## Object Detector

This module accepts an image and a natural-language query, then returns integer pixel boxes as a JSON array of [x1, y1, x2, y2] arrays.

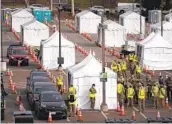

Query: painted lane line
[[67, 117, 70, 122], [133, 107, 147, 119], [164, 71, 172, 76], [101, 111, 108, 119]]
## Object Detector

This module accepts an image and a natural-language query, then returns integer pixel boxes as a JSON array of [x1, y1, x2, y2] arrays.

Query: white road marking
[[133, 107, 147, 119], [101, 111, 108, 119], [67, 117, 70, 122], [164, 71, 172, 76]]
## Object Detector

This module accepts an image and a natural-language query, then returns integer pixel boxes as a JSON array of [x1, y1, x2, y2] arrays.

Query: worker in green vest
[[151, 82, 159, 109], [127, 84, 135, 108], [68, 92, 77, 117], [56, 73, 63, 94], [89, 84, 97, 110], [159, 84, 166, 108], [121, 60, 127, 79], [117, 82, 125, 108], [138, 83, 146, 112], [135, 62, 142, 80], [111, 60, 118, 72]]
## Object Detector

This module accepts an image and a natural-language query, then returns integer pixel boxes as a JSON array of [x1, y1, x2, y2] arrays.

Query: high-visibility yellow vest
[[56, 75, 63, 85], [69, 86, 76, 94], [121, 62, 127, 71], [159, 88, 165, 98], [117, 83, 123, 94], [127, 87, 134, 98], [136, 65, 142, 73], [89, 88, 96, 98], [129, 54, 134, 61], [138, 88, 145, 99], [152, 86, 159, 97], [111, 61, 118, 71], [133, 55, 137, 62], [117, 64, 122, 71], [68, 94, 76, 105]]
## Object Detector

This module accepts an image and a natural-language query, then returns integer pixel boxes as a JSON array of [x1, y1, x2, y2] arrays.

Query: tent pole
[[1, 12, 3, 62], [140, 0, 142, 35], [161, 0, 163, 36]]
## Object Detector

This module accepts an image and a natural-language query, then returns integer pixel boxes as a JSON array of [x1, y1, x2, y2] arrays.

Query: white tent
[[40, 31, 75, 70], [136, 32, 172, 70], [119, 11, 145, 34], [21, 19, 49, 46], [11, 9, 34, 32], [150, 21, 172, 44], [75, 10, 101, 34], [67, 53, 117, 110], [97, 20, 126, 47], [165, 13, 172, 22]]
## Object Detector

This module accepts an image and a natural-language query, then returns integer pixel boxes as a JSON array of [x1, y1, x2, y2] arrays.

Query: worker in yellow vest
[[159, 84, 166, 108], [69, 84, 77, 94], [121, 60, 127, 79], [117, 82, 125, 108], [5, 13, 9, 24], [117, 62, 122, 76], [111, 60, 118, 72], [135, 62, 142, 80], [127, 84, 135, 108], [151, 82, 159, 109], [129, 53, 134, 61], [56, 73, 64, 94], [68, 92, 77, 117], [133, 53, 137, 63], [138, 83, 146, 112], [89, 84, 97, 110]]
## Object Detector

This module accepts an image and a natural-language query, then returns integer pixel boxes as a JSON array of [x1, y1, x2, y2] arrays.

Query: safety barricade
[[147, 117, 172, 123], [105, 118, 135, 123]]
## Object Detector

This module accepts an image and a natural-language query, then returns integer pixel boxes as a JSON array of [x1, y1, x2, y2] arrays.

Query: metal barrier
[[147, 117, 172, 123], [13, 111, 34, 123], [105, 118, 135, 123]]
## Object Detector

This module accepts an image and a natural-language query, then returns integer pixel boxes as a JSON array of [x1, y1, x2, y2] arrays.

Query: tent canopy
[[76, 10, 101, 19], [120, 11, 145, 19], [11, 9, 34, 18], [42, 31, 74, 47], [103, 20, 126, 31], [150, 21, 172, 30], [22, 19, 49, 30], [139, 33, 172, 48]]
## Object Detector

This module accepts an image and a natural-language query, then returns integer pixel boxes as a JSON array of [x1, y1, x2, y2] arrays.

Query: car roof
[[34, 82, 55, 86], [41, 91, 60, 95], [32, 77, 50, 81]]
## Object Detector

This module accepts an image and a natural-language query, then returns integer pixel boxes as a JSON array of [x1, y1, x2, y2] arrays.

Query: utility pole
[[50, 0, 53, 11], [161, 0, 163, 36], [71, 0, 75, 17], [1, 7, 3, 62], [140, 0, 142, 35]]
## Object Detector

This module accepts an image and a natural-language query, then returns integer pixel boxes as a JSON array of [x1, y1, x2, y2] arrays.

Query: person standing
[[151, 82, 159, 109], [165, 76, 172, 100], [138, 83, 146, 112], [117, 82, 125, 108], [111, 60, 118, 72], [159, 84, 166, 108], [68, 92, 77, 117], [89, 84, 97, 110], [56, 73, 63, 94], [135, 62, 142, 80], [127, 84, 135, 108], [121, 60, 127, 79]]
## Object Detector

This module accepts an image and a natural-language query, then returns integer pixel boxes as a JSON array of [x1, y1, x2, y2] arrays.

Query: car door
[[28, 83, 34, 104]]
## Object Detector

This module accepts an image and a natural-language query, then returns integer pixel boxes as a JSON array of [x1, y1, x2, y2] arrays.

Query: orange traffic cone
[[151, 69, 155, 76], [76, 104, 80, 115], [132, 111, 136, 120], [16, 92, 21, 105], [120, 105, 125, 116], [116, 102, 121, 112], [19, 103, 25, 111], [147, 66, 150, 73], [165, 98, 169, 108], [157, 111, 160, 119], [12, 83, 17, 94], [17, 61, 21, 67], [9, 76, 13, 88], [77, 110, 83, 122], [48, 112, 53, 122], [6, 69, 11, 76], [143, 65, 148, 73]]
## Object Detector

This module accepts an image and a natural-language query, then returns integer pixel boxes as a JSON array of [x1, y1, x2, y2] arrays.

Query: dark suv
[[6, 44, 22, 58], [62, 4, 81, 12], [28, 82, 57, 110], [8, 46, 29, 66], [35, 91, 67, 119]]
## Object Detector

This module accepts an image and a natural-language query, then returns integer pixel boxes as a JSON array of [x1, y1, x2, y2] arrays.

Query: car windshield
[[12, 49, 28, 55], [34, 86, 56, 94], [41, 93, 62, 102], [31, 73, 47, 77]]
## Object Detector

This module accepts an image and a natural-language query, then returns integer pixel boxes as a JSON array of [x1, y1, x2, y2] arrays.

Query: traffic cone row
[[74, 43, 89, 56], [16, 92, 21, 106], [81, 32, 93, 42], [6, 68, 12, 76]]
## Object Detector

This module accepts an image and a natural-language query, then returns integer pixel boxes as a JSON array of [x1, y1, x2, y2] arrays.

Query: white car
[[27, 4, 49, 10], [89, 6, 110, 14]]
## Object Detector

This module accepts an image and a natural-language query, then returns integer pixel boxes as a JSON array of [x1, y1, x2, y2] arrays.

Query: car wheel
[[37, 109, 42, 120], [120, 10, 125, 14], [62, 116, 67, 119]]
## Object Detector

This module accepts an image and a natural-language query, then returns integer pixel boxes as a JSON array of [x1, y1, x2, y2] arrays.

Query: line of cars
[[26, 69, 67, 119]]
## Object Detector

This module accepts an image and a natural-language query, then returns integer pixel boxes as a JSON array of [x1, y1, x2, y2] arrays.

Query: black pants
[[167, 86, 172, 100]]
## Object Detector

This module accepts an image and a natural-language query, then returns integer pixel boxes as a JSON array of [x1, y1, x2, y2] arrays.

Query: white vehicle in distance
[[89, 6, 110, 14], [27, 4, 49, 10], [115, 3, 145, 14]]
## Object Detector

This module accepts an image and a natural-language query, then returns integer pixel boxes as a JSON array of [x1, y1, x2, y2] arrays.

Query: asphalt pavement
[[1, 16, 172, 123]]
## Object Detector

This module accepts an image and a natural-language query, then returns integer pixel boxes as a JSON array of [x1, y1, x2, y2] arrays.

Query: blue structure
[[32, 9, 52, 22]]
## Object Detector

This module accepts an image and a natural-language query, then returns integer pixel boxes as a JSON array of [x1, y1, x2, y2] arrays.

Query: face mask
[[92, 86, 95, 88]]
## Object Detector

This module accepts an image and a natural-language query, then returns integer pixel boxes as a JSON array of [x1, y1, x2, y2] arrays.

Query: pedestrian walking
[[89, 84, 97, 110], [138, 83, 146, 112]]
